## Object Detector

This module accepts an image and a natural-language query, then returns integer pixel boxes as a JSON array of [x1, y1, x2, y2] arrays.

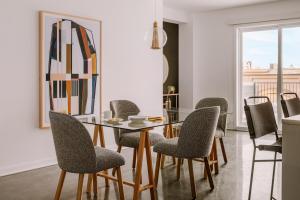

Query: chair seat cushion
[[215, 128, 225, 138], [119, 131, 165, 148], [95, 146, 125, 171], [258, 137, 282, 153], [153, 137, 178, 156]]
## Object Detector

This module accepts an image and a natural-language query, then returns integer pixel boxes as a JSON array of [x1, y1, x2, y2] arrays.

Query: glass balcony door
[[237, 23, 300, 128], [237, 28, 279, 127], [282, 26, 300, 99]]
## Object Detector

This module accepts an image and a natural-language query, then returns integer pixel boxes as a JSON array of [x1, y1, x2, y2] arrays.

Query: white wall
[[193, 0, 300, 128], [0, 0, 163, 176], [163, 7, 190, 24]]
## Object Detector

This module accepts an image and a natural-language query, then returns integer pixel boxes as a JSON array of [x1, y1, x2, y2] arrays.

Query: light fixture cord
[[154, 0, 157, 21]]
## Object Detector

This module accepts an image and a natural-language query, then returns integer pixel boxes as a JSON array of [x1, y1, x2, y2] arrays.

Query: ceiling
[[164, 0, 283, 12]]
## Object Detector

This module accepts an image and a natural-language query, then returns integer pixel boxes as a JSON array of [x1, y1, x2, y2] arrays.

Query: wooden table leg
[[161, 126, 168, 169], [145, 132, 155, 200], [98, 126, 109, 187], [168, 124, 176, 165], [87, 125, 99, 194], [161, 124, 176, 168], [133, 131, 146, 200], [177, 158, 181, 181]]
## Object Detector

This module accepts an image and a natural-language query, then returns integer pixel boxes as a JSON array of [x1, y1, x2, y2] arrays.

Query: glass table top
[[80, 109, 191, 131], [79, 108, 230, 131]]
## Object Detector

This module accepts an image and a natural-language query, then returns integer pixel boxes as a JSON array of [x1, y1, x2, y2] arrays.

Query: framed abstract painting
[[39, 11, 102, 128]]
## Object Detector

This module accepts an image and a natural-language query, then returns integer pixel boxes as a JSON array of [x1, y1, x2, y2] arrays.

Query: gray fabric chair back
[[244, 97, 278, 139], [195, 98, 228, 132], [49, 111, 96, 173], [110, 100, 140, 144], [176, 106, 220, 158], [280, 93, 300, 118]]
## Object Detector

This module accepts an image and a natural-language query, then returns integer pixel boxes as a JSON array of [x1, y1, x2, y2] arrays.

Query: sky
[[243, 27, 300, 69]]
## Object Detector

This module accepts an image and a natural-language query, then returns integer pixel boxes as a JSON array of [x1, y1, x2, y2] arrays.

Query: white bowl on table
[[128, 115, 148, 124]]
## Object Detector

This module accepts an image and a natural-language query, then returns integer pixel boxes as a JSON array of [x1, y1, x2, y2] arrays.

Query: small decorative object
[[39, 11, 102, 128], [163, 55, 169, 83], [165, 98, 172, 109], [167, 85, 176, 94], [128, 116, 148, 124], [103, 110, 112, 120], [106, 118, 123, 125], [148, 116, 164, 122]]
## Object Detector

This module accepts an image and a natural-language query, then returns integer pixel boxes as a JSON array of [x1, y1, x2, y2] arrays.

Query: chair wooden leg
[[163, 125, 168, 137], [76, 174, 84, 200], [209, 148, 214, 172], [219, 138, 228, 163], [112, 145, 122, 176], [116, 167, 125, 200], [213, 138, 219, 174], [203, 165, 208, 179], [204, 157, 214, 190], [86, 174, 92, 194], [172, 157, 176, 165], [54, 170, 66, 200], [177, 158, 181, 181], [154, 153, 162, 187], [92, 173, 98, 197], [188, 159, 196, 199], [132, 148, 137, 169]]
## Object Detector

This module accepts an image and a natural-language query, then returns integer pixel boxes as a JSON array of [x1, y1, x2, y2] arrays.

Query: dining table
[[79, 108, 228, 200], [79, 109, 190, 200]]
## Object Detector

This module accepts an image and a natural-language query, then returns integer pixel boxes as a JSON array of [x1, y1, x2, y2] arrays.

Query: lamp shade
[[145, 21, 167, 50]]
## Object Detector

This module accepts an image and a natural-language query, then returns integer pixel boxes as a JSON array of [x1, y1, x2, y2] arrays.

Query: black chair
[[280, 92, 300, 118], [244, 96, 282, 200]]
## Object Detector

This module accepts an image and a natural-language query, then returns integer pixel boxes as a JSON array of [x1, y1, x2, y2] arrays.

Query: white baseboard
[[0, 145, 127, 177], [0, 157, 58, 177]]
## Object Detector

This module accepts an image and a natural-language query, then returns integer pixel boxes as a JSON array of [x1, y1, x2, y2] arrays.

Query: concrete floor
[[0, 131, 281, 200]]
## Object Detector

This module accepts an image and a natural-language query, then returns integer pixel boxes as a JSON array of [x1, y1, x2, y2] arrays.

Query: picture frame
[[39, 11, 102, 128]]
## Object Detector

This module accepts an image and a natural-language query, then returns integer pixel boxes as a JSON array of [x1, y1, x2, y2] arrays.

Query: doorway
[[163, 21, 179, 109]]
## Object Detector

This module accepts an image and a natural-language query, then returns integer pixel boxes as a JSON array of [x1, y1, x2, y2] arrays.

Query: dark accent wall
[[163, 22, 179, 94]]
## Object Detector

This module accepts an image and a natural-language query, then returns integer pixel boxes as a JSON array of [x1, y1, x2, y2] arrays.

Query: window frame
[[235, 20, 300, 129]]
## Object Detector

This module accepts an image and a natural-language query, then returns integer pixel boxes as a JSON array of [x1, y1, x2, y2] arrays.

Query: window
[[236, 22, 300, 128]]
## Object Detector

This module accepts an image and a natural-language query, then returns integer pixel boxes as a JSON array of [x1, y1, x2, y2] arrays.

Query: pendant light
[[150, 0, 167, 49], [151, 21, 160, 49]]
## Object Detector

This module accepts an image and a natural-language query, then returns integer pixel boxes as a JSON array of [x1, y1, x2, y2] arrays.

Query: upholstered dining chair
[[153, 106, 220, 199], [280, 92, 300, 118], [110, 100, 165, 173], [49, 111, 125, 200], [195, 98, 228, 165], [244, 96, 282, 200]]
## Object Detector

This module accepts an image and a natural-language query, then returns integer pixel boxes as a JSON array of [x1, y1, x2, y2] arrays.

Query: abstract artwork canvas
[[39, 11, 102, 128]]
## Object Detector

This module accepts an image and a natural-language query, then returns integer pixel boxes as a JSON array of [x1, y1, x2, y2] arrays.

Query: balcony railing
[[253, 82, 300, 103]]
